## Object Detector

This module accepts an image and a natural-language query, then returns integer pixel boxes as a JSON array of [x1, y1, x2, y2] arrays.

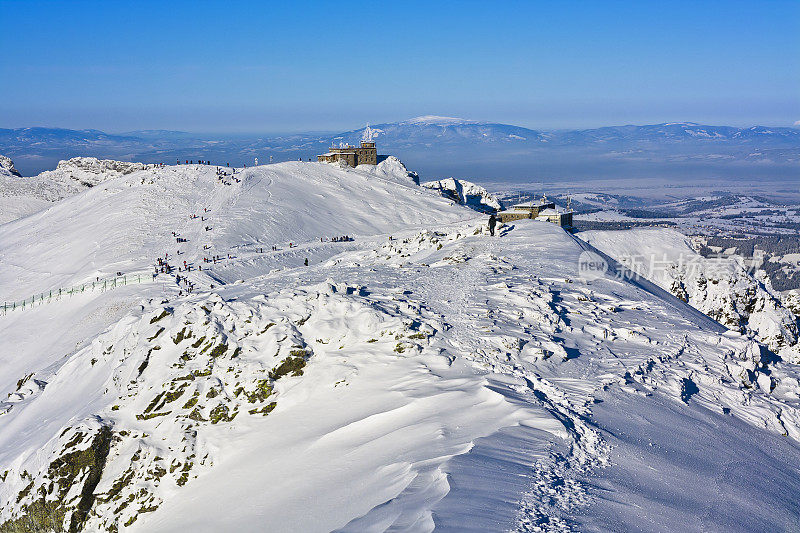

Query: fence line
[[2, 271, 152, 316]]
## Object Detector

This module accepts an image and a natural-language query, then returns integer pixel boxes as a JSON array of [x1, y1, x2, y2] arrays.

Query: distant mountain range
[[338, 116, 800, 146], [2, 117, 799, 181]]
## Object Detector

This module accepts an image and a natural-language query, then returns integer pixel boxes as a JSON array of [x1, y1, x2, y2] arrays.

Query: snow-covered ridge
[[7, 218, 800, 531], [5, 160, 800, 530], [581, 227, 800, 361], [356, 155, 420, 185], [0, 156, 158, 224], [422, 177, 501, 212], [0, 157, 154, 207], [0, 158, 472, 302], [40, 157, 152, 187], [400, 115, 478, 126]]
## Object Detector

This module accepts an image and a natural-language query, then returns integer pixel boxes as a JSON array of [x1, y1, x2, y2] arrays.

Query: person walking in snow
[[488, 213, 497, 236]]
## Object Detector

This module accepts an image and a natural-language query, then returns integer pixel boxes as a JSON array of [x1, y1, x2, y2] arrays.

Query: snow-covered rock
[[37, 157, 151, 189], [4, 162, 800, 531], [356, 155, 420, 186], [0, 155, 47, 224], [0, 155, 21, 177], [422, 177, 501, 212], [1, 285, 447, 531], [782, 289, 800, 319], [0, 157, 156, 224], [580, 227, 800, 360]]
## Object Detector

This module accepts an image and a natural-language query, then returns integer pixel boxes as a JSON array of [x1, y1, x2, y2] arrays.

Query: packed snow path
[[140, 221, 800, 532], [2, 161, 800, 532]]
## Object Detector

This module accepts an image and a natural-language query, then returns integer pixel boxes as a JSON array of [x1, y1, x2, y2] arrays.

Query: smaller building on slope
[[536, 206, 573, 227], [497, 194, 573, 228], [498, 195, 555, 223]]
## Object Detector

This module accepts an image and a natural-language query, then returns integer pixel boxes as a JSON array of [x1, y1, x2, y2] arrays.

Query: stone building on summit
[[317, 125, 378, 167], [317, 141, 377, 167]]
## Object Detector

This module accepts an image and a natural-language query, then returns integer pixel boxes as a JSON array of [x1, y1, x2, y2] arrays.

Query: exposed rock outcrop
[[581, 228, 800, 362], [357, 156, 420, 186], [0, 158, 154, 224], [37, 157, 151, 189], [0, 155, 21, 177], [422, 178, 501, 213]]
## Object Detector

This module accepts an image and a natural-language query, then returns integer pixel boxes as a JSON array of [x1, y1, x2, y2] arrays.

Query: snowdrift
[[4, 160, 800, 532], [581, 227, 800, 360], [0, 159, 473, 302], [0, 156, 158, 225]]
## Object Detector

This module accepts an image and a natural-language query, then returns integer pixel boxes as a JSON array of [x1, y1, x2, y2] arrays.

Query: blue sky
[[1, 0, 798, 133]]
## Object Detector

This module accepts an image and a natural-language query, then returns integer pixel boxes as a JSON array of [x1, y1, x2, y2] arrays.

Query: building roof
[[512, 201, 555, 210], [537, 207, 571, 216]]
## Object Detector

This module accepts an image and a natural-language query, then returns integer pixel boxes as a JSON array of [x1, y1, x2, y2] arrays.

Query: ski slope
[[2, 160, 800, 532]]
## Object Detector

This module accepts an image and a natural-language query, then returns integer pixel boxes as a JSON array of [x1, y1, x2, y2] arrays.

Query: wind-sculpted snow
[[3, 162, 800, 531], [0, 157, 160, 225], [0, 283, 454, 530], [0, 158, 472, 301], [581, 227, 800, 362], [0, 155, 51, 224]]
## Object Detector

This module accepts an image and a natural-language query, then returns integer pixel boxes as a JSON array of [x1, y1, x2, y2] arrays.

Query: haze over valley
[[3, 117, 799, 181]]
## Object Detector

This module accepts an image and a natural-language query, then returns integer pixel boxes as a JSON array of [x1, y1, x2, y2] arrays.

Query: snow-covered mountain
[[3, 119, 799, 179], [336, 118, 800, 148], [0, 156, 158, 224], [581, 228, 800, 361], [34, 157, 153, 193], [555, 122, 800, 145], [331, 116, 544, 148], [3, 160, 800, 531], [400, 116, 480, 126]]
